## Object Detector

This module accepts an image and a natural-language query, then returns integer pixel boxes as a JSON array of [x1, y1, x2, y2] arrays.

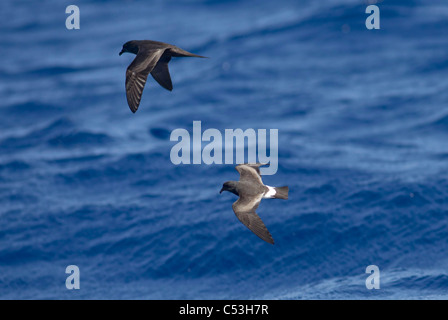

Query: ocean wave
[[1, 0, 448, 299]]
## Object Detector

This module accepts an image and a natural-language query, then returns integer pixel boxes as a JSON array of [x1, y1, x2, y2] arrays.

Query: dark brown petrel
[[119, 40, 206, 113], [220, 163, 289, 244]]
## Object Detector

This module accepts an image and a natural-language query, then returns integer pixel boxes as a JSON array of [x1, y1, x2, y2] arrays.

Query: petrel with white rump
[[220, 163, 289, 244]]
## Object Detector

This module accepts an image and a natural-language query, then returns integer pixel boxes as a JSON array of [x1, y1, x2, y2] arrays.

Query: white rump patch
[[263, 186, 276, 199]]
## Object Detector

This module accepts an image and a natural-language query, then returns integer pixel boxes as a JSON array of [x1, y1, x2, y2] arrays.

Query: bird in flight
[[119, 40, 206, 113], [220, 163, 289, 244]]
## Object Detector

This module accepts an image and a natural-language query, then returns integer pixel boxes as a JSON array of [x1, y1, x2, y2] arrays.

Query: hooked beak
[[219, 187, 224, 194], [119, 49, 124, 56]]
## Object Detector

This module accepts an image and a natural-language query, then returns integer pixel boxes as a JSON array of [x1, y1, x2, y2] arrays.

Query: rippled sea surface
[[1, 0, 448, 299]]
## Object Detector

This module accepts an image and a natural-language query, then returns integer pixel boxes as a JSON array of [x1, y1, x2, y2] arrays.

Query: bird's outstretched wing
[[235, 163, 267, 185], [232, 193, 274, 244], [150, 52, 173, 91], [125, 48, 166, 113]]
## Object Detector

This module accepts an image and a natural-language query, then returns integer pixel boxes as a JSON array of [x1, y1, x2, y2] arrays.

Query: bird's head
[[119, 40, 140, 56], [220, 181, 239, 196]]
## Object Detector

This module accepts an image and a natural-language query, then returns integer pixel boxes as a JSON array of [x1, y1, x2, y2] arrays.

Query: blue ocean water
[[1, 0, 448, 299]]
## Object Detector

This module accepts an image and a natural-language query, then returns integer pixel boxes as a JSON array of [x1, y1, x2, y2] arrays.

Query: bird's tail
[[171, 48, 208, 58], [273, 186, 289, 200]]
